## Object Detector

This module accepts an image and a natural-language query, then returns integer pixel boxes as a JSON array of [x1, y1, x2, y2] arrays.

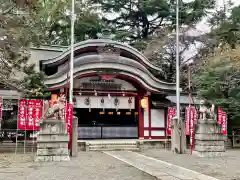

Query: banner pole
[[0, 96, 3, 130], [15, 129, 18, 154], [24, 129, 26, 154], [69, 0, 75, 105], [32, 121, 34, 155], [16, 99, 20, 155], [24, 101, 27, 154]]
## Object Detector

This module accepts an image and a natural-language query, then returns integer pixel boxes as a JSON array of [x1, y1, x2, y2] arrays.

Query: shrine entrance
[[76, 108, 138, 139], [40, 36, 177, 140]]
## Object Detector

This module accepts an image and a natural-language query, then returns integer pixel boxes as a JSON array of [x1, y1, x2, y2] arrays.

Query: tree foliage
[[143, 26, 212, 87], [209, 4, 240, 49], [193, 47, 240, 125], [89, 0, 215, 45], [34, 0, 103, 45], [0, 0, 48, 98]]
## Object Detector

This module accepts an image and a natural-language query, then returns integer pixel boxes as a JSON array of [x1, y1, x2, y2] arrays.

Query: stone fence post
[[71, 117, 78, 157], [171, 117, 186, 154]]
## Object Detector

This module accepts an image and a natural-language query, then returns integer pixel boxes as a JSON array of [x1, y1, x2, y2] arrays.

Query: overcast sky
[[183, 0, 240, 62], [196, 0, 240, 33]]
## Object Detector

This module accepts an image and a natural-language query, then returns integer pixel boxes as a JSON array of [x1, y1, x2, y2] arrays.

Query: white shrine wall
[[74, 96, 135, 109], [142, 97, 166, 139]]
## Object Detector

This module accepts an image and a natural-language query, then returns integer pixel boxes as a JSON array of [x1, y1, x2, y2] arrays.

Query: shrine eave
[[44, 66, 179, 94]]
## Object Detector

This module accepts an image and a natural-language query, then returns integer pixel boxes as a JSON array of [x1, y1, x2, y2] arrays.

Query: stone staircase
[[85, 140, 140, 151]]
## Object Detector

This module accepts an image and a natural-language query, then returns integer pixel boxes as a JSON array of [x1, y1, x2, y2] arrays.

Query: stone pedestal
[[193, 119, 226, 157], [35, 119, 70, 162]]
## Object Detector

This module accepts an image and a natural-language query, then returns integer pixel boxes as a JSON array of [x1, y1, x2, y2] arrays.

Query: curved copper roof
[[40, 39, 177, 93]]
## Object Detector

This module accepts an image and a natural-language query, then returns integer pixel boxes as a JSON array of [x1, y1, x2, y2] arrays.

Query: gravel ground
[[0, 152, 158, 180], [141, 149, 240, 180]]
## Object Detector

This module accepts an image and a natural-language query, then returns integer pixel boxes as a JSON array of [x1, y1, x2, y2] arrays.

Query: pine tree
[[209, 4, 240, 49], [34, 0, 103, 45], [89, 0, 216, 46], [0, 0, 48, 98]]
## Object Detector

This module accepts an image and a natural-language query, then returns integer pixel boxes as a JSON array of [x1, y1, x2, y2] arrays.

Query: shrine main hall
[[30, 34, 177, 140]]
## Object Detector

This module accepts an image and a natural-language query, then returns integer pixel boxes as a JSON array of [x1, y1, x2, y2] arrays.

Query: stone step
[[89, 146, 138, 150], [89, 147, 140, 151], [87, 141, 139, 151], [87, 142, 137, 146], [89, 144, 137, 147]]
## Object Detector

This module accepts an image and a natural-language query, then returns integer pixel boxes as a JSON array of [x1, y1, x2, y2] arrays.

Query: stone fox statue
[[45, 93, 66, 120], [199, 100, 216, 120]]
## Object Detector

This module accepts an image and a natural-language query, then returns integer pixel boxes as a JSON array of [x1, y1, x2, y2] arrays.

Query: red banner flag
[[189, 108, 195, 147], [185, 107, 190, 135], [0, 97, 3, 121], [18, 99, 27, 130], [218, 108, 222, 125], [185, 107, 198, 136], [61, 101, 67, 120], [27, 99, 36, 129], [66, 103, 73, 149], [167, 107, 176, 135], [221, 111, 227, 135], [193, 108, 198, 124], [34, 100, 43, 131], [18, 99, 43, 131]]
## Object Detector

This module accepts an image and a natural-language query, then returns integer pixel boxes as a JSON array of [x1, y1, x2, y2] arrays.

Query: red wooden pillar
[[138, 95, 144, 139], [148, 96, 151, 138]]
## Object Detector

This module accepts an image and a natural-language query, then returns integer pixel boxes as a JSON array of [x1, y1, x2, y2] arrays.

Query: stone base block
[[195, 123, 221, 134], [198, 119, 216, 124], [195, 144, 225, 152], [192, 150, 225, 157], [195, 140, 225, 146], [195, 134, 226, 141], [36, 147, 69, 156], [35, 155, 70, 162], [37, 142, 68, 149], [37, 134, 69, 142]]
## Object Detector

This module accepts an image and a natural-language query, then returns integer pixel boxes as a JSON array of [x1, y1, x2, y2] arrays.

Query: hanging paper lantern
[[100, 97, 105, 111], [128, 97, 132, 111], [114, 98, 119, 106], [114, 97, 120, 112], [128, 97, 132, 104], [84, 97, 90, 106], [140, 98, 148, 109], [84, 97, 91, 112]]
